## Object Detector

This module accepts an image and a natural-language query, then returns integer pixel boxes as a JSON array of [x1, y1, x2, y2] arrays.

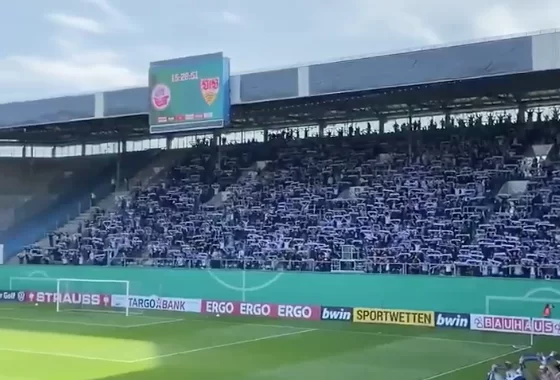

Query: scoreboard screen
[[148, 52, 230, 133]]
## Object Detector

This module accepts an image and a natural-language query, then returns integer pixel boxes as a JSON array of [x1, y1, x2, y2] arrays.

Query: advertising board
[[111, 295, 201, 313], [320, 306, 353, 321], [202, 301, 320, 321], [353, 308, 435, 327], [25, 291, 111, 307], [435, 312, 470, 329], [470, 314, 560, 336], [4, 266, 560, 317], [0, 290, 25, 303]]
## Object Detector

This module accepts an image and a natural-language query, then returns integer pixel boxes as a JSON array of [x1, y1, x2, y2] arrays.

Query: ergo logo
[[278, 305, 315, 319], [203, 301, 319, 320], [206, 301, 235, 314]]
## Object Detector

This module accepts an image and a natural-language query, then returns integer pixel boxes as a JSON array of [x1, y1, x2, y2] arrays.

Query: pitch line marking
[[125, 318, 184, 328], [0, 347, 132, 363], [420, 347, 529, 380], [130, 328, 317, 362], [178, 317, 513, 348]]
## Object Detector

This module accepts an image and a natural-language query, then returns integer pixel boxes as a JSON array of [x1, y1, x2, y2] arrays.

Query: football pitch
[[0, 304, 554, 380]]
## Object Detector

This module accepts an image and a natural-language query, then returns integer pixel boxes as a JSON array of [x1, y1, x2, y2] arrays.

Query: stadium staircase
[[5, 149, 180, 263]]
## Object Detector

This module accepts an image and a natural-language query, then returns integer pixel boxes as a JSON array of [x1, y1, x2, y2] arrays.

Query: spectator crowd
[[19, 111, 560, 279]]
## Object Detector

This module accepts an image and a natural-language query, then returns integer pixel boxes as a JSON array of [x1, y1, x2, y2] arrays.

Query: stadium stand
[[4, 30, 560, 281], [4, 150, 176, 260], [15, 112, 560, 280], [0, 156, 120, 229]]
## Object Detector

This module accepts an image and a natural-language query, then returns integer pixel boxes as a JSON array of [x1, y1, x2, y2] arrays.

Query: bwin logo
[[321, 307, 352, 321], [436, 313, 469, 328]]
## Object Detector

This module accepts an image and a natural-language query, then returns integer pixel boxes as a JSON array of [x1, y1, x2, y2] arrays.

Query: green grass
[[0, 304, 554, 380]]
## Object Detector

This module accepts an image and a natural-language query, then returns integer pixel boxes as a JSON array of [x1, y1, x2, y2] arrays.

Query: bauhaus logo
[[435, 312, 470, 329], [321, 306, 353, 321]]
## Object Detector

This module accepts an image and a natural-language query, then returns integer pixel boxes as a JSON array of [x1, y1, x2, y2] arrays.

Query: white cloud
[[472, 4, 525, 38], [472, 2, 560, 39], [45, 13, 105, 34], [202, 10, 244, 26], [220, 11, 244, 25], [51, 37, 77, 51], [0, 38, 144, 101], [9, 55, 144, 91], [0, 0, 145, 102], [133, 45, 182, 64], [83, 0, 139, 32], [355, 0, 441, 44], [3, 0, 560, 103]]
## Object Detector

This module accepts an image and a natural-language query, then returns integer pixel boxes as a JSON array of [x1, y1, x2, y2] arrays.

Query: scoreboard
[[148, 52, 230, 133]]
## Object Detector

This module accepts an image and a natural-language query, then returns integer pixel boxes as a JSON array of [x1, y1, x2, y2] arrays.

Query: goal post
[[485, 295, 560, 317], [56, 278, 130, 316]]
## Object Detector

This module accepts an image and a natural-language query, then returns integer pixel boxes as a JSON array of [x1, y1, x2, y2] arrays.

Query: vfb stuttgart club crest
[[200, 78, 220, 106], [151, 84, 171, 111]]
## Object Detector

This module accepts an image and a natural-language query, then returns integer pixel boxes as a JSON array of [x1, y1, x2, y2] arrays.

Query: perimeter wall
[[2, 266, 559, 317]]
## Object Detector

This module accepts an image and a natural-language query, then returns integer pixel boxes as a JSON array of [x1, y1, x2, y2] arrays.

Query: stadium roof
[[2, 29, 560, 144]]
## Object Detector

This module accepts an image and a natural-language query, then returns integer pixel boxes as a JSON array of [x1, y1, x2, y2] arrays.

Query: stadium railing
[[107, 258, 559, 278]]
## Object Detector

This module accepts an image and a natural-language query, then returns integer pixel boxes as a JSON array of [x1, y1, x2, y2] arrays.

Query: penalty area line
[[125, 318, 184, 328], [0, 315, 130, 328], [420, 347, 529, 380], [0, 347, 131, 363], [129, 328, 318, 363]]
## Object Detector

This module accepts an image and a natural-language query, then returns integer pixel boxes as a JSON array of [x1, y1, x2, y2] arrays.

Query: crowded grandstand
[[0, 28, 560, 380], [14, 111, 560, 280]]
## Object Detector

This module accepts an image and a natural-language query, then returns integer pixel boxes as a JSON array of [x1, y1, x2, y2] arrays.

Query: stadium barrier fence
[[8, 286, 560, 340]]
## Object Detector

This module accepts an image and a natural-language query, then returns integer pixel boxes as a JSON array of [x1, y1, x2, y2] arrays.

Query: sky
[[0, 0, 559, 103]]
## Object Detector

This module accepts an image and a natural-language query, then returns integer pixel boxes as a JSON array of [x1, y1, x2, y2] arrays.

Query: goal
[[485, 295, 560, 317], [56, 278, 130, 316]]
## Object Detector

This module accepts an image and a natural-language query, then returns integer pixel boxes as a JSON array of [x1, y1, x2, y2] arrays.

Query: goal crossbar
[[9, 276, 56, 290], [56, 278, 130, 284]]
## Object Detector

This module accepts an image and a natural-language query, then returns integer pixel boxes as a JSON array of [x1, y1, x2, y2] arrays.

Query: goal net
[[485, 295, 559, 318], [483, 294, 560, 348], [56, 278, 130, 316]]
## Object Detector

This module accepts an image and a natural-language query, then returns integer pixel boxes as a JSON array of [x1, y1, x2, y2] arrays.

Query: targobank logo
[[321, 306, 353, 321], [435, 312, 470, 329]]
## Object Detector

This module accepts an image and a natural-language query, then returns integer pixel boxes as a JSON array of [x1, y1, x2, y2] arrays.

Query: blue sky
[[0, 0, 558, 103]]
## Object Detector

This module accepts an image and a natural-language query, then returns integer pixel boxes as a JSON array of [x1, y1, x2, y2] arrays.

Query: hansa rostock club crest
[[200, 77, 220, 106], [151, 84, 171, 111]]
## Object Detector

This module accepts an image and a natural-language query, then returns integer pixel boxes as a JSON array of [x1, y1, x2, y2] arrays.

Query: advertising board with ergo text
[[353, 308, 435, 327], [202, 300, 321, 320]]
